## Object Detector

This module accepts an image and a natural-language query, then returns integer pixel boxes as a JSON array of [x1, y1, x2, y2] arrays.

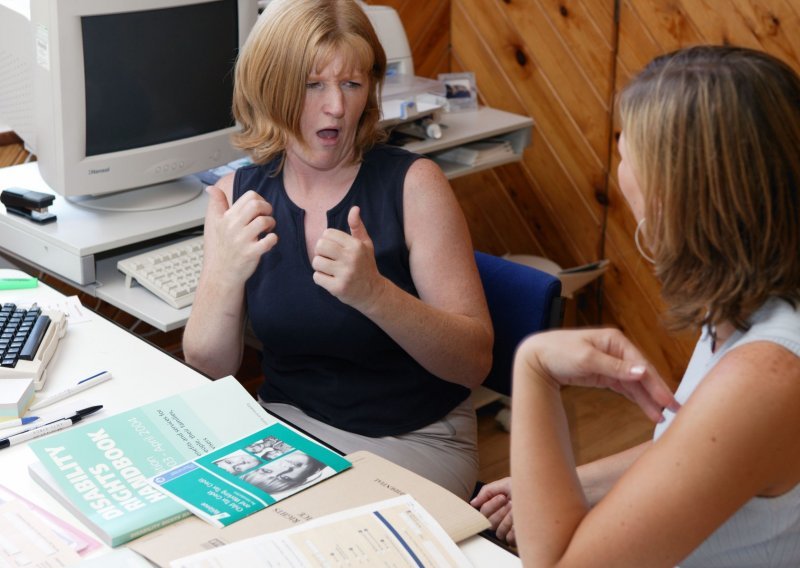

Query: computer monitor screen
[[0, 0, 258, 211], [82, 3, 237, 157]]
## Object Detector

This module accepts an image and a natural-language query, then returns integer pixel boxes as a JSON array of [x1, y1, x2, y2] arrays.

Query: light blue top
[[654, 298, 800, 567]]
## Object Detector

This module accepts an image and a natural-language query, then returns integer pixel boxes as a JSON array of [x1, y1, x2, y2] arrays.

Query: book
[[27, 376, 343, 547], [435, 139, 515, 167], [128, 451, 491, 567], [149, 422, 351, 527], [172, 495, 472, 568]]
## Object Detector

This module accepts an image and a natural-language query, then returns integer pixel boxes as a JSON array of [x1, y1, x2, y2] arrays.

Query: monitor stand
[[67, 176, 204, 213]]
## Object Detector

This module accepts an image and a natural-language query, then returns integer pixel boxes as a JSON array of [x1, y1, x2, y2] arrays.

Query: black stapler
[[0, 187, 57, 224]]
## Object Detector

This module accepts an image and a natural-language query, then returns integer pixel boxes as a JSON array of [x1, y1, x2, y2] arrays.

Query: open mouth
[[317, 128, 340, 140]]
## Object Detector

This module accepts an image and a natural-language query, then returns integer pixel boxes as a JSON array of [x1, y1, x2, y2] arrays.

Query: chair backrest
[[475, 251, 563, 396]]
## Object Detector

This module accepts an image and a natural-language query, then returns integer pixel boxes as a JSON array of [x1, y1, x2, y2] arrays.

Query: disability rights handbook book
[[27, 376, 348, 546]]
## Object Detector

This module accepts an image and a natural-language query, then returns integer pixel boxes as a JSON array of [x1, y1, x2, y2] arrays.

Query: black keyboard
[[1, 303, 49, 366], [0, 303, 67, 390]]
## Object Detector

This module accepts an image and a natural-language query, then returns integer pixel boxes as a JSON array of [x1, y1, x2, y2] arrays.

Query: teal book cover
[[150, 423, 351, 527], [27, 376, 279, 546]]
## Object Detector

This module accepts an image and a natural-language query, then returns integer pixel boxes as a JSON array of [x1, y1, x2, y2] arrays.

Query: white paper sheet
[[171, 495, 472, 568]]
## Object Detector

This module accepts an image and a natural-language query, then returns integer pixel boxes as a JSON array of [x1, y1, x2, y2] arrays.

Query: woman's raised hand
[[516, 328, 680, 423], [202, 186, 278, 287], [312, 206, 385, 311]]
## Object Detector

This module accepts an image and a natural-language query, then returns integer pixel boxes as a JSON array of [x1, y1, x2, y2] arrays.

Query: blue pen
[[0, 416, 39, 431], [28, 371, 112, 411]]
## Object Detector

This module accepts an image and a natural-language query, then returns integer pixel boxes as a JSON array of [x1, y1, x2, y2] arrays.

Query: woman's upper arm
[[402, 158, 489, 323], [562, 341, 800, 566], [184, 171, 243, 376]]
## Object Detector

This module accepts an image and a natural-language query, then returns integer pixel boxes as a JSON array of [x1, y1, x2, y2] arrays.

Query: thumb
[[348, 206, 371, 243], [204, 185, 229, 220]]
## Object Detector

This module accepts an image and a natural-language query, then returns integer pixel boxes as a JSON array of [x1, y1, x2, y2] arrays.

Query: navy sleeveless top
[[232, 145, 469, 437]]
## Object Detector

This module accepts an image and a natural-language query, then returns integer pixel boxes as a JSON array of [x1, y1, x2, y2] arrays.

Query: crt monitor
[[0, 0, 259, 211]]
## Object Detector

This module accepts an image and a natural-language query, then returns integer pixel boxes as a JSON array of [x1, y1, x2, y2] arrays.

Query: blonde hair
[[619, 46, 800, 332], [232, 0, 387, 168]]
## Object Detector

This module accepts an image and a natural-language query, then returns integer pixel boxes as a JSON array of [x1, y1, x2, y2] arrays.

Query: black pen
[[0, 405, 103, 449]]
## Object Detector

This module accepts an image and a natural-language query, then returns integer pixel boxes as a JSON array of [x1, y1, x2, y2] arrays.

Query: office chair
[[474, 251, 564, 399], [470, 252, 564, 544]]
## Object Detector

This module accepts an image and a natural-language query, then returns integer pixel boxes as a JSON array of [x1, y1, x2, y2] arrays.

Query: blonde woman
[[183, 0, 492, 500], [473, 45, 800, 566]]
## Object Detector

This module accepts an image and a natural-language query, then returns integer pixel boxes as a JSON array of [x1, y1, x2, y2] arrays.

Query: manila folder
[[127, 450, 490, 567]]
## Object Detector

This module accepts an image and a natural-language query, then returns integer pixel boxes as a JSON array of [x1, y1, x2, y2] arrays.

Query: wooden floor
[[476, 386, 653, 483]]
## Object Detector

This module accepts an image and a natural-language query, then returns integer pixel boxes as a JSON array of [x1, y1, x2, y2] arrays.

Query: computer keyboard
[[117, 236, 204, 309], [0, 303, 67, 390]]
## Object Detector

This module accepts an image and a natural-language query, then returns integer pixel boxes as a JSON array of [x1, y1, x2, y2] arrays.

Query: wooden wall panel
[[446, 0, 800, 383], [448, 4, 557, 259], [371, 1, 798, 384], [452, 0, 609, 268], [605, 0, 800, 380], [449, 0, 613, 339]]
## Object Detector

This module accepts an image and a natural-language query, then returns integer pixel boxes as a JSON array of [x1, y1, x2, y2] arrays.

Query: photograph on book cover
[[244, 435, 293, 460], [150, 422, 351, 528]]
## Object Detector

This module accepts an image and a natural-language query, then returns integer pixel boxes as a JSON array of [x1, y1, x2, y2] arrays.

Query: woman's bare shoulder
[[667, 340, 800, 492]]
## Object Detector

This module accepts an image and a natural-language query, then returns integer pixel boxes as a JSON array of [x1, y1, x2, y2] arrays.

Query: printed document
[[171, 495, 471, 568]]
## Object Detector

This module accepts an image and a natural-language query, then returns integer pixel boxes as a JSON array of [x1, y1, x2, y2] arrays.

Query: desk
[[0, 273, 520, 566], [0, 106, 532, 332]]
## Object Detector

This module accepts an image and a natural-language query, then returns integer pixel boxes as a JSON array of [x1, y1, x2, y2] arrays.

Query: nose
[[323, 86, 345, 117]]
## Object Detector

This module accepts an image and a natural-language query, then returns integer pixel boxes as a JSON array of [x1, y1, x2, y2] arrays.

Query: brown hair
[[619, 45, 800, 332], [231, 0, 387, 169]]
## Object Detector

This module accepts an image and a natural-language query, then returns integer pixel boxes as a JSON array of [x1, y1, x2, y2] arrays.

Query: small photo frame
[[438, 71, 478, 112]]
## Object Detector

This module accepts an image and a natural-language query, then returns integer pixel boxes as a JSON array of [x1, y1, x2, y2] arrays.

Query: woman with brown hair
[[473, 45, 800, 566]]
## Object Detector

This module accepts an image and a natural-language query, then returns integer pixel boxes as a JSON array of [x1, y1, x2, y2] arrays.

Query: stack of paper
[[0, 484, 101, 562], [435, 139, 515, 167], [0, 378, 34, 419]]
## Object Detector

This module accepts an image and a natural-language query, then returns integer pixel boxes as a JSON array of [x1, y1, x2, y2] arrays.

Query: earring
[[634, 218, 656, 264]]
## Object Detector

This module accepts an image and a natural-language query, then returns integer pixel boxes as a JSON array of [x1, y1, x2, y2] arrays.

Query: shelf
[[400, 106, 532, 180]]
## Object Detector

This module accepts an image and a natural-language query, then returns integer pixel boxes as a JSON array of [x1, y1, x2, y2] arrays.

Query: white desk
[[0, 106, 531, 332], [0, 273, 520, 566], [0, 272, 209, 559]]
